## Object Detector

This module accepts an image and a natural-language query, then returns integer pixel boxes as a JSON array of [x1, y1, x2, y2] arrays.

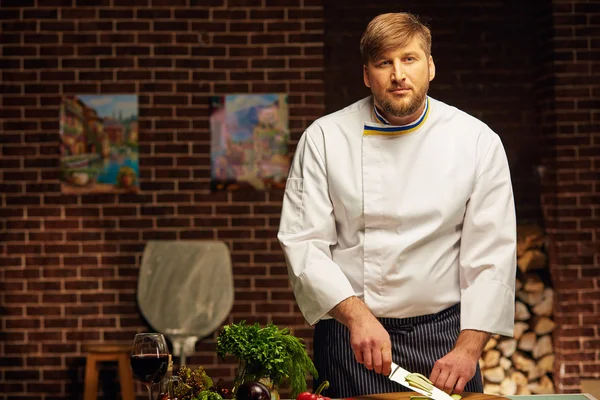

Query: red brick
[[232, 242, 268, 252], [43, 369, 73, 381], [254, 253, 286, 263], [66, 332, 101, 342], [270, 316, 308, 326], [80, 293, 116, 303], [255, 278, 289, 288], [65, 305, 100, 316], [142, 231, 178, 240], [6, 244, 43, 254], [180, 230, 216, 239], [103, 330, 141, 341], [42, 267, 78, 279], [271, 292, 295, 301], [6, 319, 41, 329], [105, 231, 141, 241], [560, 327, 596, 337], [0, 257, 24, 267], [103, 304, 138, 315], [44, 318, 78, 329], [583, 339, 600, 350], [232, 254, 251, 263], [82, 220, 117, 230], [0, 358, 24, 368], [118, 293, 136, 303], [255, 229, 278, 239], [119, 243, 145, 252], [64, 281, 100, 291], [5, 370, 40, 380], [81, 317, 117, 328], [5, 267, 41, 280], [1, 230, 26, 241], [0, 268, 27, 285], [44, 244, 79, 254], [65, 231, 102, 241], [234, 261, 267, 272], [42, 293, 78, 304], [218, 229, 252, 239], [27, 356, 62, 367], [3, 306, 24, 316], [28, 232, 65, 242], [41, 344, 77, 354], [255, 303, 291, 313]]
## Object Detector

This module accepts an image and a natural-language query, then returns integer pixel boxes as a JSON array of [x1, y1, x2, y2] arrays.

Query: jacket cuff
[[460, 280, 515, 336]]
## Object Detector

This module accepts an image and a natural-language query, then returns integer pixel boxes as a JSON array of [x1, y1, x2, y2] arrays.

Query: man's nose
[[391, 65, 406, 82]]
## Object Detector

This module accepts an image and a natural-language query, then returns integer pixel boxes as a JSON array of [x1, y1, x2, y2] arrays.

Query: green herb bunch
[[216, 321, 318, 398]]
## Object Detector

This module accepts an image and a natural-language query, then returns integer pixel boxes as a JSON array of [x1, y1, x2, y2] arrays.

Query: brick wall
[[1, 0, 598, 399], [0, 0, 324, 398], [538, 0, 600, 394]]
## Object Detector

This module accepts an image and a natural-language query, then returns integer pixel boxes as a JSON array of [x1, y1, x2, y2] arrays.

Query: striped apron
[[313, 304, 483, 398]]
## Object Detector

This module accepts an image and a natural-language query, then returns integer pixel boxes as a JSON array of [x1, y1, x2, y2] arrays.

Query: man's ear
[[363, 65, 371, 88], [428, 56, 436, 82]]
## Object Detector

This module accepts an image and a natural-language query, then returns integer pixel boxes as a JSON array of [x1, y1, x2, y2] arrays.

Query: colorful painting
[[60, 94, 139, 193], [210, 94, 290, 191]]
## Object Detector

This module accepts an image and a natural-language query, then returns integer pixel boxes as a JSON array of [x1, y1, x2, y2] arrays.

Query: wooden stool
[[83, 344, 135, 400]]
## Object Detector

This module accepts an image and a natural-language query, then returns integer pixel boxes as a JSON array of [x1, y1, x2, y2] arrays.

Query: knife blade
[[388, 362, 455, 400]]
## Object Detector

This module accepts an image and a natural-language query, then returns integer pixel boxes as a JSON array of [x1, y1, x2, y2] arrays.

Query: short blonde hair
[[360, 12, 432, 65]]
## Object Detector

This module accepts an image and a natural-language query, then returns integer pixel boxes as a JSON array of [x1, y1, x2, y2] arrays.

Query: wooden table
[[351, 392, 510, 400], [346, 393, 598, 400]]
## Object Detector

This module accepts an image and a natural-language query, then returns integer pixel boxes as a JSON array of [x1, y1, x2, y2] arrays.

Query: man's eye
[[404, 57, 415, 62], [379, 61, 391, 66]]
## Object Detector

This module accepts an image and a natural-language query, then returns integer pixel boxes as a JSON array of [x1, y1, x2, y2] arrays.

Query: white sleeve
[[459, 129, 517, 337], [277, 129, 355, 325]]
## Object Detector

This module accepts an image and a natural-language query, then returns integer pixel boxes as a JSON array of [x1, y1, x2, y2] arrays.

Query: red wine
[[130, 354, 169, 386]]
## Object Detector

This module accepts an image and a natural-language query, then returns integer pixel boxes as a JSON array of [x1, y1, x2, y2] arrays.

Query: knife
[[388, 362, 455, 400]]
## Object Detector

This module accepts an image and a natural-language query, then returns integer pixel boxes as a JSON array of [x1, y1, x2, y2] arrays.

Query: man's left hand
[[428, 346, 477, 394], [428, 329, 491, 394]]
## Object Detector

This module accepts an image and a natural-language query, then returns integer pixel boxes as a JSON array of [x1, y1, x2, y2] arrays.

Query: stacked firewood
[[479, 225, 555, 395]]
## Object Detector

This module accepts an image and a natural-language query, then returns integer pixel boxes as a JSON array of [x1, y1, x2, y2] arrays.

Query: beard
[[375, 81, 429, 119]]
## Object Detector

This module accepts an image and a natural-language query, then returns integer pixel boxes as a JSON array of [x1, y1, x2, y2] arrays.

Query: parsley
[[216, 321, 318, 398]]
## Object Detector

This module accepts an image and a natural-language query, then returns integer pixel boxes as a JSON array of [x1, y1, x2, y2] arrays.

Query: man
[[277, 12, 516, 398]]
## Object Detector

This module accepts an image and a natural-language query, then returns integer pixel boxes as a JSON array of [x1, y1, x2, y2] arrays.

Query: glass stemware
[[130, 333, 169, 400]]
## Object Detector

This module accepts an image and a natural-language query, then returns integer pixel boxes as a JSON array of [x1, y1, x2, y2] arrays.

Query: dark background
[[324, 1, 542, 222]]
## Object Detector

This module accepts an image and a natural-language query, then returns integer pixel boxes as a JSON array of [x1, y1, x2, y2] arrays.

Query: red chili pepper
[[296, 381, 330, 400], [296, 392, 316, 400]]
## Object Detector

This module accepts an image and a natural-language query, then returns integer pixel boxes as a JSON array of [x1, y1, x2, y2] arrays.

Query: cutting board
[[350, 392, 510, 400]]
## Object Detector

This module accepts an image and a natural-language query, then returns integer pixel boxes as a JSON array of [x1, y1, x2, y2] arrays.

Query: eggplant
[[235, 382, 271, 400]]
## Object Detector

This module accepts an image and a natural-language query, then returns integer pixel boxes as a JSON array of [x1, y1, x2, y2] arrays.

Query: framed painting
[[210, 93, 289, 191], [60, 94, 139, 194]]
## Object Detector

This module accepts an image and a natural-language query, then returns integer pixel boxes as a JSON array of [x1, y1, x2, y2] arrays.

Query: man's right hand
[[329, 296, 393, 375], [349, 317, 393, 375]]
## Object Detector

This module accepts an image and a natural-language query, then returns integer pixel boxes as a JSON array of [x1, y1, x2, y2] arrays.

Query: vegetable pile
[[217, 321, 318, 398], [171, 366, 232, 400]]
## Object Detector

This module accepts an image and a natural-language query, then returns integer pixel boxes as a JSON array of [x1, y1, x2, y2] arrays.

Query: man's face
[[363, 35, 435, 123]]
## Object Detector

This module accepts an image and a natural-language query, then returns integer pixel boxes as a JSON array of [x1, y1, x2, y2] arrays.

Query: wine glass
[[130, 333, 170, 400]]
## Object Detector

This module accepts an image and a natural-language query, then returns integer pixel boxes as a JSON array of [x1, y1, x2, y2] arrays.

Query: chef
[[277, 12, 517, 399]]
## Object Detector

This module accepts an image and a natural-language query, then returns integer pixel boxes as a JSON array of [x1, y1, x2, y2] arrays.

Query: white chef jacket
[[277, 96, 517, 336]]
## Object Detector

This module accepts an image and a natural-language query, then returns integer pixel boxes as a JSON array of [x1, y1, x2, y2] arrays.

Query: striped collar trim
[[364, 97, 430, 136], [373, 104, 390, 124]]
